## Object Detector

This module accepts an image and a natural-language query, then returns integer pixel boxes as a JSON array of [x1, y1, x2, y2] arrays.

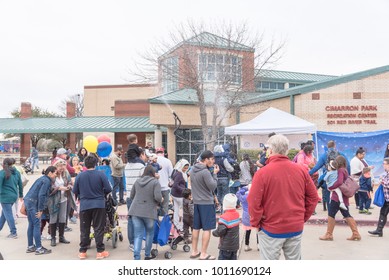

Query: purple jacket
[[236, 186, 250, 227], [171, 171, 186, 198]]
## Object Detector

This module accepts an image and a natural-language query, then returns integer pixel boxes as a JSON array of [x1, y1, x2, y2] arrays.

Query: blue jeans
[[112, 176, 125, 204], [218, 249, 237, 260], [126, 197, 134, 245], [31, 158, 39, 171], [132, 216, 155, 260], [0, 202, 17, 235], [217, 178, 230, 211], [24, 199, 42, 248]]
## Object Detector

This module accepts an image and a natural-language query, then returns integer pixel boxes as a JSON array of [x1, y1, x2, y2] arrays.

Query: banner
[[315, 130, 389, 179]]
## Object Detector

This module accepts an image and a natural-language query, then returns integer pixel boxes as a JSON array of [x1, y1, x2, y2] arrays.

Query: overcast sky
[[0, 0, 388, 118]]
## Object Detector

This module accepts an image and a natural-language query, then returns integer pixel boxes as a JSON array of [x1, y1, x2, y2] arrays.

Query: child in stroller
[[22, 157, 33, 174], [89, 193, 123, 248]]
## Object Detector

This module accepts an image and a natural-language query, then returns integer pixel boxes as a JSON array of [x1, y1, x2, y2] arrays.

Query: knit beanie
[[223, 193, 237, 210]]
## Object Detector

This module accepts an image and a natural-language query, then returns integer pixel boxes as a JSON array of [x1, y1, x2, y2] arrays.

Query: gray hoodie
[[129, 176, 163, 220], [189, 163, 217, 205]]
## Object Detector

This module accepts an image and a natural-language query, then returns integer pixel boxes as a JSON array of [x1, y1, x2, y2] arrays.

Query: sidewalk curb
[[307, 217, 378, 227]]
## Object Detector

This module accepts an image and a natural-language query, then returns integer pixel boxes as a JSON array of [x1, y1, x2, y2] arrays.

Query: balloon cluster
[[83, 134, 112, 157]]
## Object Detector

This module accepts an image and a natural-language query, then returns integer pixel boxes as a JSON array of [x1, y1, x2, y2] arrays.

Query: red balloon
[[97, 134, 111, 143]]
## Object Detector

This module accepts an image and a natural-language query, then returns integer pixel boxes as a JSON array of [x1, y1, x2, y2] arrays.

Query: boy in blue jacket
[[359, 167, 373, 215]]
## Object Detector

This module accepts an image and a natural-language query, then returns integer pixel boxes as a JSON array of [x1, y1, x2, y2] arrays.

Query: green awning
[[0, 116, 163, 133]]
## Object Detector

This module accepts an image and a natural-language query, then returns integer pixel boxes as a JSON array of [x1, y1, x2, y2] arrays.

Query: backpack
[[230, 162, 241, 180], [325, 149, 340, 169]]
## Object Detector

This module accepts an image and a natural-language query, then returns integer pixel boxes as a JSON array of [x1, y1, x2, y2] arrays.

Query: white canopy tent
[[225, 107, 317, 150]]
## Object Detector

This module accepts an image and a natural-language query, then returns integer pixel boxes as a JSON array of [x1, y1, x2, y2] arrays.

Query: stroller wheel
[[171, 243, 177, 250], [164, 251, 172, 259], [183, 245, 190, 252], [118, 232, 123, 242], [151, 249, 158, 257], [112, 229, 118, 249]]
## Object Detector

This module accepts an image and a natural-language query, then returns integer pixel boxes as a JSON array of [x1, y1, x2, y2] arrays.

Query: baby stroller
[[90, 193, 123, 248], [150, 214, 191, 259], [22, 157, 33, 174]]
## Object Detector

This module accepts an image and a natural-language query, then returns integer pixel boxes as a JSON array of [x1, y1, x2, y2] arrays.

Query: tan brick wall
[[84, 84, 158, 116], [238, 71, 389, 133]]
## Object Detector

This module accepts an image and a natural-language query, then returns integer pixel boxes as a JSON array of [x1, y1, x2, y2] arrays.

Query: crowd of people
[[1, 132, 389, 260]]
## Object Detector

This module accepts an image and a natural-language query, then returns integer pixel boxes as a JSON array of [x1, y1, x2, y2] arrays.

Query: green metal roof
[[149, 88, 260, 105], [184, 32, 254, 52], [160, 32, 254, 58], [247, 65, 389, 104], [255, 69, 337, 83], [0, 116, 162, 134]]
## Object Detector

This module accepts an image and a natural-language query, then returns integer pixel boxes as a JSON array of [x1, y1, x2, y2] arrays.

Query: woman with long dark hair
[[0, 158, 23, 238], [24, 166, 57, 255], [129, 165, 162, 260], [319, 155, 361, 241]]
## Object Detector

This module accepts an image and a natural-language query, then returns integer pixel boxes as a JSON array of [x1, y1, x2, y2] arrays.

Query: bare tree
[[58, 93, 84, 117], [130, 21, 284, 149], [58, 93, 84, 150], [8, 106, 61, 148]]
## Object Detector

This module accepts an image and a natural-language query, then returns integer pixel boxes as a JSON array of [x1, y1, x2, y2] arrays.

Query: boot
[[50, 224, 57, 246], [345, 217, 361, 241], [58, 223, 70, 244], [319, 217, 335, 241], [368, 214, 386, 237]]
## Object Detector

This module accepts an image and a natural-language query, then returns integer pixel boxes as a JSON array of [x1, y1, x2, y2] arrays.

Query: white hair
[[267, 134, 289, 155]]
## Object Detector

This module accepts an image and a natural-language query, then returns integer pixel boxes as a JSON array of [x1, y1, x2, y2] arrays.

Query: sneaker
[[69, 217, 77, 224], [64, 227, 72, 232], [7, 233, 18, 239], [46, 235, 52, 240], [96, 251, 109, 259], [359, 210, 366, 214], [78, 252, 87, 259], [244, 245, 252, 252], [144, 255, 156, 260], [35, 247, 52, 255], [129, 244, 134, 252], [26, 245, 36, 253], [365, 209, 372, 215]]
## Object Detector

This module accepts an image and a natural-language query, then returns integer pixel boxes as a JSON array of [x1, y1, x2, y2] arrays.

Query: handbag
[[20, 201, 27, 216], [373, 184, 385, 207], [338, 176, 360, 198]]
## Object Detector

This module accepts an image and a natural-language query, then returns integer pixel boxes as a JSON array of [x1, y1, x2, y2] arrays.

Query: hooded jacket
[[214, 144, 235, 178], [0, 167, 23, 204], [129, 176, 163, 220], [188, 163, 217, 205], [171, 159, 189, 198]]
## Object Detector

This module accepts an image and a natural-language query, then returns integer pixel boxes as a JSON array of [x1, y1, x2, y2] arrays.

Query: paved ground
[[1, 164, 388, 260]]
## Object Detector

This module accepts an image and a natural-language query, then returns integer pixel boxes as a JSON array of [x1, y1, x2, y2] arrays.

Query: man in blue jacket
[[309, 140, 350, 211], [73, 155, 112, 260]]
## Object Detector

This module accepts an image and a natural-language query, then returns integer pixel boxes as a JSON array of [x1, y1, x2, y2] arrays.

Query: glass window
[[198, 54, 242, 85], [162, 56, 179, 94]]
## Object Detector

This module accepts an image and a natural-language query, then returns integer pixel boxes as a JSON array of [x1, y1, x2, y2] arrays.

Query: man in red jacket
[[247, 134, 318, 260]]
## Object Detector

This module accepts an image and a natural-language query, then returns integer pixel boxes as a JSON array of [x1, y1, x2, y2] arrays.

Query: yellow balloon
[[83, 135, 98, 153]]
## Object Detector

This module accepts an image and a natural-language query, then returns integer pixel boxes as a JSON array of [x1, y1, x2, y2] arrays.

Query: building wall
[[239, 71, 389, 133], [149, 103, 237, 127], [84, 84, 158, 116]]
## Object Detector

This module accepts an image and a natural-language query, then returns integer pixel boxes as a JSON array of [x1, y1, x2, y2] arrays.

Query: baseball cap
[[57, 148, 67, 155]]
